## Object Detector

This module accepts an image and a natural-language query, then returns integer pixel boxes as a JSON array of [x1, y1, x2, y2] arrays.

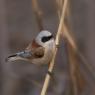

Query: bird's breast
[[31, 42, 55, 65]]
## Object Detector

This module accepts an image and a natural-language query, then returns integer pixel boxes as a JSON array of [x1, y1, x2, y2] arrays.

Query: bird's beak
[[6, 51, 32, 62]]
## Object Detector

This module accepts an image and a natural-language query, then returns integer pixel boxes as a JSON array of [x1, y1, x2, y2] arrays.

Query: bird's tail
[[6, 50, 32, 62]]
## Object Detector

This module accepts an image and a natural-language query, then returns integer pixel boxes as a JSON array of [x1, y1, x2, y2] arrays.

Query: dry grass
[[31, 0, 95, 95], [32, 0, 43, 31], [56, 0, 95, 94]]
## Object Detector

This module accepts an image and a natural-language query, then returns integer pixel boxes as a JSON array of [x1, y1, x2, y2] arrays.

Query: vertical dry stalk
[[32, 0, 43, 31], [57, 0, 95, 95], [67, 42, 78, 95], [40, 0, 68, 95], [57, 1, 95, 80], [59, 0, 95, 83], [56, 0, 76, 49], [63, 24, 95, 82], [64, 25, 85, 93], [56, 0, 85, 94], [56, 1, 78, 95]]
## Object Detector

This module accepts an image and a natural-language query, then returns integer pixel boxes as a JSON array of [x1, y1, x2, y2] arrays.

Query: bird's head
[[35, 30, 54, 47]]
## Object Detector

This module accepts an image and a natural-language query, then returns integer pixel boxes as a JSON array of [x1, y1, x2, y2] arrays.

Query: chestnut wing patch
[[33, 47, 45, 58], [26, 39, 44, 58], [26, 39, 41, 51]]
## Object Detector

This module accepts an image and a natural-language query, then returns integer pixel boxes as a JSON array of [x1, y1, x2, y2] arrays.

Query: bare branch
[[40, 0, 68, 95]]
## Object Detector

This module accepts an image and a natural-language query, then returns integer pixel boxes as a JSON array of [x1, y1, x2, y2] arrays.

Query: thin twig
[[63, 25, 86, 94], [32, 0, 44, 31], [57, 0, 95, 87], [62, 17, 95, 94], [56, 0, 76, 49], [62, 16, 95, 81], [40, 0, 68, 95], [56, 0, 86, 94], [56, 1, 78, 94]]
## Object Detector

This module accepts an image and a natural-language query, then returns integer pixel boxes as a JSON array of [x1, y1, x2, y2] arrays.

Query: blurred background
[[0, 0, 95, 95]]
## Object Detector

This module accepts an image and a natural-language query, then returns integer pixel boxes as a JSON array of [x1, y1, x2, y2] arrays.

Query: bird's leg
[[47, 62, 55, 78], [47, 71, 57, 85], [56, 44, 60, 48], [47, 71, 54, 77], [46, 42, 59, 84]]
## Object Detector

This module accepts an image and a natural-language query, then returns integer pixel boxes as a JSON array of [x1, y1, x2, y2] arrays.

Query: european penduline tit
[[6, 30, 56, 66]]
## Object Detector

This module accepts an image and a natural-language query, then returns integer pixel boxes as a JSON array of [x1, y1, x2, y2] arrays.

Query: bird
[[6, 30, 56, 65]]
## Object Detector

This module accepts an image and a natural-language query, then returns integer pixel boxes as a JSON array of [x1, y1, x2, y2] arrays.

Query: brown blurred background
[[0, 0, 95, 95]]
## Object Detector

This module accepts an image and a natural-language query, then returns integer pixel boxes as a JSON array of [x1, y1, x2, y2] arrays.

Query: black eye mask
[[41, 35, 53, 43]]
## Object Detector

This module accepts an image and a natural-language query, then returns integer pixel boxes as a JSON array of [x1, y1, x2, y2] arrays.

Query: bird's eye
[[41, 35, 53, 43]]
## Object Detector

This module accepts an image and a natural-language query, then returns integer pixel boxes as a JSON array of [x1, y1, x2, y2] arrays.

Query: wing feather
[[26, 39, 45, 59]]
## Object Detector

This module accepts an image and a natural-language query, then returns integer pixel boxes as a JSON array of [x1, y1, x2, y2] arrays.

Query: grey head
[[35, 30, 54, 46]]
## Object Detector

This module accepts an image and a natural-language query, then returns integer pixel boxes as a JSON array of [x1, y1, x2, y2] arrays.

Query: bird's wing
[[25, 39, 45, 58], [26, 39, 41, 50], [6, 40, 45, 62], [32, 47, 45, 58]]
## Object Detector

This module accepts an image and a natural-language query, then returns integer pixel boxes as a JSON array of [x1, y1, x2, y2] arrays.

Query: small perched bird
[[6, 30, 56, 65]]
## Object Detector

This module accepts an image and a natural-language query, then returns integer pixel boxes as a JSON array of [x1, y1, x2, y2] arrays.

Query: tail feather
[[8, 54, 17, 58], [6, 51, 32, 62]]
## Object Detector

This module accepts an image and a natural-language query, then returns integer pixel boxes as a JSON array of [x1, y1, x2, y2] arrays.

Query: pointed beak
[[6, 51, 32, 62]]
